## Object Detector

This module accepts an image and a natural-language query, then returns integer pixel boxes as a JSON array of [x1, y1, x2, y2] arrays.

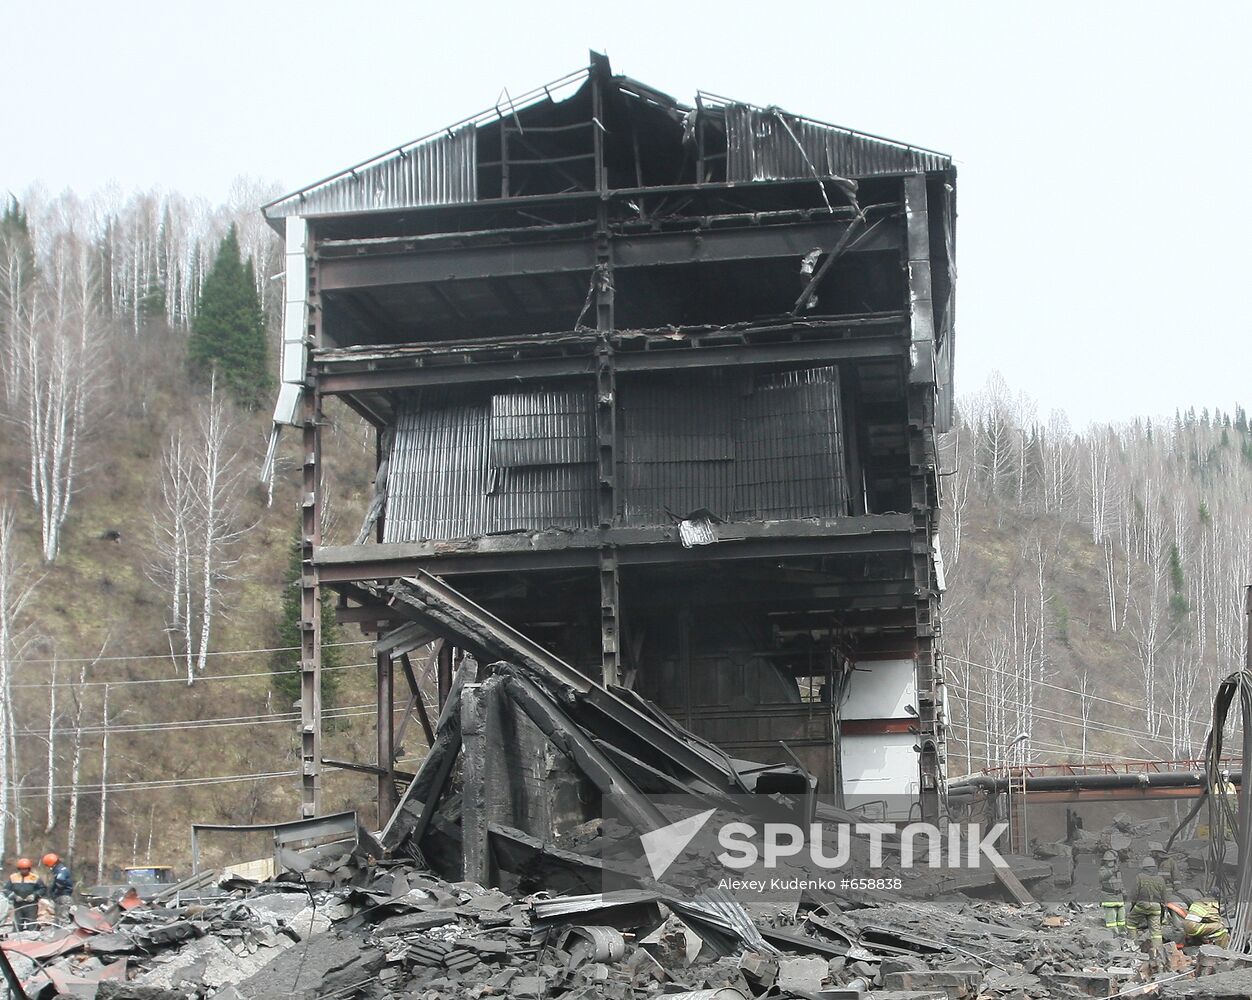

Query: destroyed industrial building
[[260, 52, 955, 831], [4, 51, 1250, 1000]]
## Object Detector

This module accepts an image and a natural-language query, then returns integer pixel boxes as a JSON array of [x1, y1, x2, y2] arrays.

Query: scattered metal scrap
[[0, 837, 1235, 1000]]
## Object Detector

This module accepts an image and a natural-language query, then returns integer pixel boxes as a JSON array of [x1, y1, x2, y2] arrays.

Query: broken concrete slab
[[776, 954, 829, 992]]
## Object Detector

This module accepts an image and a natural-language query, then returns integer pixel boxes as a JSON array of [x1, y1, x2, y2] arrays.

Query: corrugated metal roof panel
[[266, 127, 478, 219], [264, 68, 591, 220], [722, 103, 949, 182]]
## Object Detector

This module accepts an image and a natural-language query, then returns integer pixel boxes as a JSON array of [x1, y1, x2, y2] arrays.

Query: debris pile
[[5, 578, 1243, 998], [3, 846, 1245, 1000]]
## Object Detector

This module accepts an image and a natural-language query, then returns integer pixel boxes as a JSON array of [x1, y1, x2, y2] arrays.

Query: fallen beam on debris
[[382, 659, 475, 850], [378, 572, 811, 801]]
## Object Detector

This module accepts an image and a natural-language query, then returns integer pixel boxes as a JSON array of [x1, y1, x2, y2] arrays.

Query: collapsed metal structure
[[263, 54, 956, 827]]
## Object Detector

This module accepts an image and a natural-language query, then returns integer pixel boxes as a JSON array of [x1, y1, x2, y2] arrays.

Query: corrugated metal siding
[[619, 380, 735, 523], [267, 127, 477, 219], [490, 389, 596, 467], [723, 104, 948, 181], [384, 388, 595, 541], [619, 368, 848, 525], [384, 369, 848, 542], [735, 368, 848, 520]]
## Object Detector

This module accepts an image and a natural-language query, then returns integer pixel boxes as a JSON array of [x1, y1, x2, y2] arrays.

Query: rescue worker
[[1098, 850, 1125, 931], [1148, 841, 1185, 891], [42, 852, 74, 919], [4, 857, 46, 930], [1126, 856, 1169, 969], [1166, 899, 1230, 950]]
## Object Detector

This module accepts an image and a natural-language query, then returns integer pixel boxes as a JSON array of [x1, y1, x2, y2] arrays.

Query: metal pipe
[[948, 770, 1243, 798]]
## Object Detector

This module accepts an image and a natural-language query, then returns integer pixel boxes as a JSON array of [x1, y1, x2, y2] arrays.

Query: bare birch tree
[[64, 638, 107, 865], [96, 683, 110, 882], [0, 503, 39, 859], [0, 206, 36, 410], [19, 233, 102, 561], [152, 430, 196, 680], [44, 657, 56, 833], [150, 374, 252, 682]]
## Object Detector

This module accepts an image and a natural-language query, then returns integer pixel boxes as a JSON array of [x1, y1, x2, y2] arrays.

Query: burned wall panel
[[384, 388, 597, 540], [385, 367, 851, 541]]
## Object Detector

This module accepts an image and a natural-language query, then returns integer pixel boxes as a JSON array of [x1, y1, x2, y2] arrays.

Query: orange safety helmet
[[42, 853, 59, 867], [16, 858, 32, 871]]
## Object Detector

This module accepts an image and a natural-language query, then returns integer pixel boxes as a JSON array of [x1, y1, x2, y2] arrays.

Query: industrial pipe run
[[947, 770, 1243, 799]]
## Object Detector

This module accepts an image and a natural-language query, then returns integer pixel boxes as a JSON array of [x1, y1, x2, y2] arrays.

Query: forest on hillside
[[0, 182, 1248, 871], [0, 184, 382, 876], [942, 378, 1252, 775]]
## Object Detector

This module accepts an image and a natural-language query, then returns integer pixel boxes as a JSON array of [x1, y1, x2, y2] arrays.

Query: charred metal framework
[[264, 55, 956, 824]]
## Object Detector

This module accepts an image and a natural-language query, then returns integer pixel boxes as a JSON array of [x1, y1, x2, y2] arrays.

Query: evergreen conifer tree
[[189, 227, 271, 407]]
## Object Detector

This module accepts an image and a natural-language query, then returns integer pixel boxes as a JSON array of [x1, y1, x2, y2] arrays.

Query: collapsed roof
[[264, 52, 951, 225]]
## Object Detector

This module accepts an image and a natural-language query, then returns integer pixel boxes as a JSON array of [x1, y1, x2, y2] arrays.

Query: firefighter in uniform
[[1098, 850, 1125, 931], [1127, 856, 1169, 968], [1148, 841, 1185, 893], [42, 852, 74, 919], [1167, 899, 1230, 950], [4, 857, 46, 929]]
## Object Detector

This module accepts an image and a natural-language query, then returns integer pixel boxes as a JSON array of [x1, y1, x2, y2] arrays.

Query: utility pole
[[1244, 585, 1251, 673]]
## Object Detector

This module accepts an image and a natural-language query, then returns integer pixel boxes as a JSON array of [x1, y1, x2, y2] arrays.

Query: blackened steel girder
[[314, 515, 914, 582], [315, 218, 901, 292], [379, 571, 748, 796], [376, 650, 397, 825], [313, 333, 906, 394], [594, 216, 621, 687], [299, 246, 324, 819], [902, 172, 944, 823], [908, 383, 943, 824]]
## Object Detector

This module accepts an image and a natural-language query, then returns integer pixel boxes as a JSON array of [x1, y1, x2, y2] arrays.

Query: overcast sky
[[4, 1, 1248, 427]]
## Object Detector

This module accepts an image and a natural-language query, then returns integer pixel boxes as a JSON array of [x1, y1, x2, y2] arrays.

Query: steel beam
[[904, 174, 936, 386], [316, 219, 900, 292], [376, 650, 396, 824], [379, 573, 748, 795], [313, 515, 915, 582], [437, 641, 454, 711], [313, 334, 905, 395], [299, 270, 324, 819]]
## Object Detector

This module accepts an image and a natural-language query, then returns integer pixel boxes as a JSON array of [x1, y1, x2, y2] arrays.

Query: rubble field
[[2, 816, 1247, 1000]]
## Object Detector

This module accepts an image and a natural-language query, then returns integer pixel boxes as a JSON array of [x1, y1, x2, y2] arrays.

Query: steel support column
[[437, 640, 454, 710], [591, 77, 622, 690], [298, 222, 326, 819], [593, 233, 621, 685], [376, 650, 396, 825], [299, 383, 324, 818], [904, 173, 944, 823]]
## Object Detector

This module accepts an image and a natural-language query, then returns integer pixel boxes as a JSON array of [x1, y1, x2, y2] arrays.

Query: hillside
[[1, 188, 1249, 878], [0, 189, 384, 878], [942, 380, 1252, 777]]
